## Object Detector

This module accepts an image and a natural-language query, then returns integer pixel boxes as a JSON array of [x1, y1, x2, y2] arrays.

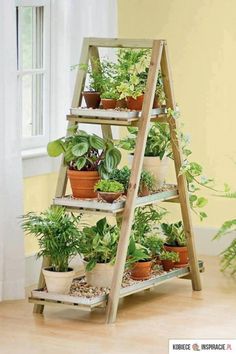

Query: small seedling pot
[[97, 191, 122, 203], [130, 260, 152, 280], [101, 98, 117, 109], [82, 91, 101, 108], [164, 244, 189, 268], [127, 94, 144, 111]]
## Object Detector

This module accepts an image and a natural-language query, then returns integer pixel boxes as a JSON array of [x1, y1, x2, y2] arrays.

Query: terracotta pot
[[164, 244, 189, 267], [101, 98, 117, 109], [116, 99, 127, 108], [83, 261, 114, 288], [128, 155, 169, 190], [127, 94, 144, 111], [98, 191, 122, 203], [153, 95, 160, 108], [42, 267, 75, 294], [161, 260, 175, 271], [130, 260, 152, 280], [138, 184, 150, 197], [67, 169, 99, 199], [82, 91, 101, 108]]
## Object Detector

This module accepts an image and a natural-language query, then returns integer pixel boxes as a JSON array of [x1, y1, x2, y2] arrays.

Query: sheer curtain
[[0, 1, 25, 300]]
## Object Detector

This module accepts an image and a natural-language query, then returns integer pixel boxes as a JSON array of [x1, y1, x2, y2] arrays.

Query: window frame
[[16, 0, 51, 152]]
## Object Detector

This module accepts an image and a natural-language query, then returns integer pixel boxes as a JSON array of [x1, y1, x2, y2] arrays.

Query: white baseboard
[[25, 227, 236, 286]]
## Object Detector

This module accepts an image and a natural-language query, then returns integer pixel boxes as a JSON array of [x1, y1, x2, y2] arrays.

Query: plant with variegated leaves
[[47, 128, 121, 179]]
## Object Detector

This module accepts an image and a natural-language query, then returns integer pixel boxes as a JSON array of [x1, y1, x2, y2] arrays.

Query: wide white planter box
[[42, 267, 75, 294], [129, 155, 169, 189], [84, 262, 114, 288]]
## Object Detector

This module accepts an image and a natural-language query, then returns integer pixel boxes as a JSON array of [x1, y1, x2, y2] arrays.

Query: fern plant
[[21, 207, 82, 272]]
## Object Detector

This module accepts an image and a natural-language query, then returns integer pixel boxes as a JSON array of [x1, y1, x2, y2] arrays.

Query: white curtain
[[0, 1, 25, 300]]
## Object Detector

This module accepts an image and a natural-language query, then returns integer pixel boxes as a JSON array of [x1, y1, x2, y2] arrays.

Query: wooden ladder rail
[[161, 42, 201, 291], [105, 40, 164, 324]]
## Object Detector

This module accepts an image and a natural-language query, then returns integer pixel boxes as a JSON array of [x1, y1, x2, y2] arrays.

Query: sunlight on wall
[[118, 0, 236, 228]]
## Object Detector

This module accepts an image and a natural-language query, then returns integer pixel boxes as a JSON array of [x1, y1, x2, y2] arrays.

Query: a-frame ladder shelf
[[53, 185, 178, 214], [29, 261, 204, 312]]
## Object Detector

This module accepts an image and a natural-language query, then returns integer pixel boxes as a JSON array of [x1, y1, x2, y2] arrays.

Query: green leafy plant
[[127, 237, 151, 266], [79, 218, 119, 271], [95, 180, 124, 193], [142, 234, 164, 258], [47, 129, 121, 179], [21, 206, 82, 272], [161, 221, 186, 247], [110, 166, 156, 193], [119, 123, 171, 159], [101, 90, 119, 100], [160, 251, 180, 262]]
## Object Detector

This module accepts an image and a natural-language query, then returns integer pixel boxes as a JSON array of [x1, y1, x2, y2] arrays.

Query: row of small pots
[[83, 91, 160, 111], [42, 245, 188, 294], [68, 156, 169, 200]]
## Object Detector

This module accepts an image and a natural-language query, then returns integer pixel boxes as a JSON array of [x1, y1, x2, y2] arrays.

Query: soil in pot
[[164, 244, 189, 267], [127, 94, 144, 111], [42, 267, 75, 294], [83, 262, 114, 288], [101, 98, 117, 109], [161, 260, 175, 271], [98, 191, 122, 203], [130, 260, 152, 280], [82, 91, 101, 108], [67, 169, 99, 199]]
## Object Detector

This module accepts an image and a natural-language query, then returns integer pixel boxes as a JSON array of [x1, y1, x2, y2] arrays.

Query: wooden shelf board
[[29, 261, 204, 310], [53, 186, 178, 214]]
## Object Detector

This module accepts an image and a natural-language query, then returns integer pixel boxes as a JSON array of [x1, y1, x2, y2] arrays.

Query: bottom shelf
[[29, 261, 204, 312]]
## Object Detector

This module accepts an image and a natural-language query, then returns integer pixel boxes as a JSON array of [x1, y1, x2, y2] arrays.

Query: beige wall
[[118, 0, 236, 227]]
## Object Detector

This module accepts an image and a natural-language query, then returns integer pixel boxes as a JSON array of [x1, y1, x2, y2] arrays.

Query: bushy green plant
[[47, 129, 121, 179], [95, 180, 124, 193], [101, 90, 119, 100], [127, 237, 151, 266], [119, 123, 171, 159], [142, 234, 164, 258], [79, 218, 119, 271], [110, 165, 156, 193], [160, 251, 180, 262], [161, 221, 186, 247], [21, 206, 82, 272]]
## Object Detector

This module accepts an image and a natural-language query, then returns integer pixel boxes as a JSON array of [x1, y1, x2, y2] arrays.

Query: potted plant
[[21, 206, 82, 294], [127, 238, 152, 280], [101, 90, 119, 109], [110, 165, 155, 196], [78, 218, 119, 287], [161, 221, 189, 267], [160, 251, 180, 271], [119, 123, 171, 189], [78, 58, 117, 109], [143, 234, 165, 265], [47, 129, 121, 198], [95, 179, 124, 203]]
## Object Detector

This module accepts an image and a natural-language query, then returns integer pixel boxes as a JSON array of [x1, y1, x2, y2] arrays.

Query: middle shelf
[[53, 184, 179, 214]]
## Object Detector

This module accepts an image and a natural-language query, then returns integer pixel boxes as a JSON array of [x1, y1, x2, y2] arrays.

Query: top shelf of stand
[[68, 107, 168, 126]]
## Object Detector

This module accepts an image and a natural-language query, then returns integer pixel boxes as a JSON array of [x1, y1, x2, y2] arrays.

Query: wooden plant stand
[[30, 38, 202, 324]]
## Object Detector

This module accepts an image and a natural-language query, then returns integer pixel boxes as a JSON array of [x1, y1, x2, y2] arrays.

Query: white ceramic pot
[[42, 267, 75, 294], [83, 261, 114, 288], [128, 155, 169, 190]]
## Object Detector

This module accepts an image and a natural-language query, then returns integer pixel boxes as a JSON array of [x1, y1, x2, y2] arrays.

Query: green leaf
[[72, 142, 89, 157], [214, 219, 236, 239], [47, 140, 64, 157], [189, 194, 198, 202], [75, 157, 86, 170], [96, 218, 107, 235], [105, 148, 121, 172], [86, 259, 97, 271], [196, 197, 208, 208], [89, 135, 105, 150]]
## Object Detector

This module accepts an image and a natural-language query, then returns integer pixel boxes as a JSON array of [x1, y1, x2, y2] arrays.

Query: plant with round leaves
[[47, 129, 121, 179]]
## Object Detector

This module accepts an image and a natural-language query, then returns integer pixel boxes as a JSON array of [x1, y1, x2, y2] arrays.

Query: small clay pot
[[97, 191, 122, 203], [130, 260, 152, 280], [161, 259, 175, 271], [101, 98, 117, 109], [82, 91, 101, 108], [138, 184, 150, 197], [164, 244, 189, 268], [67, 169, 99, 199], [153, 95, 160, 108], [127, 94, 144, 111]]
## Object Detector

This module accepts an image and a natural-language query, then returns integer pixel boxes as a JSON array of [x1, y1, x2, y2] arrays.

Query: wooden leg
[[33, 256, 51, 314]]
